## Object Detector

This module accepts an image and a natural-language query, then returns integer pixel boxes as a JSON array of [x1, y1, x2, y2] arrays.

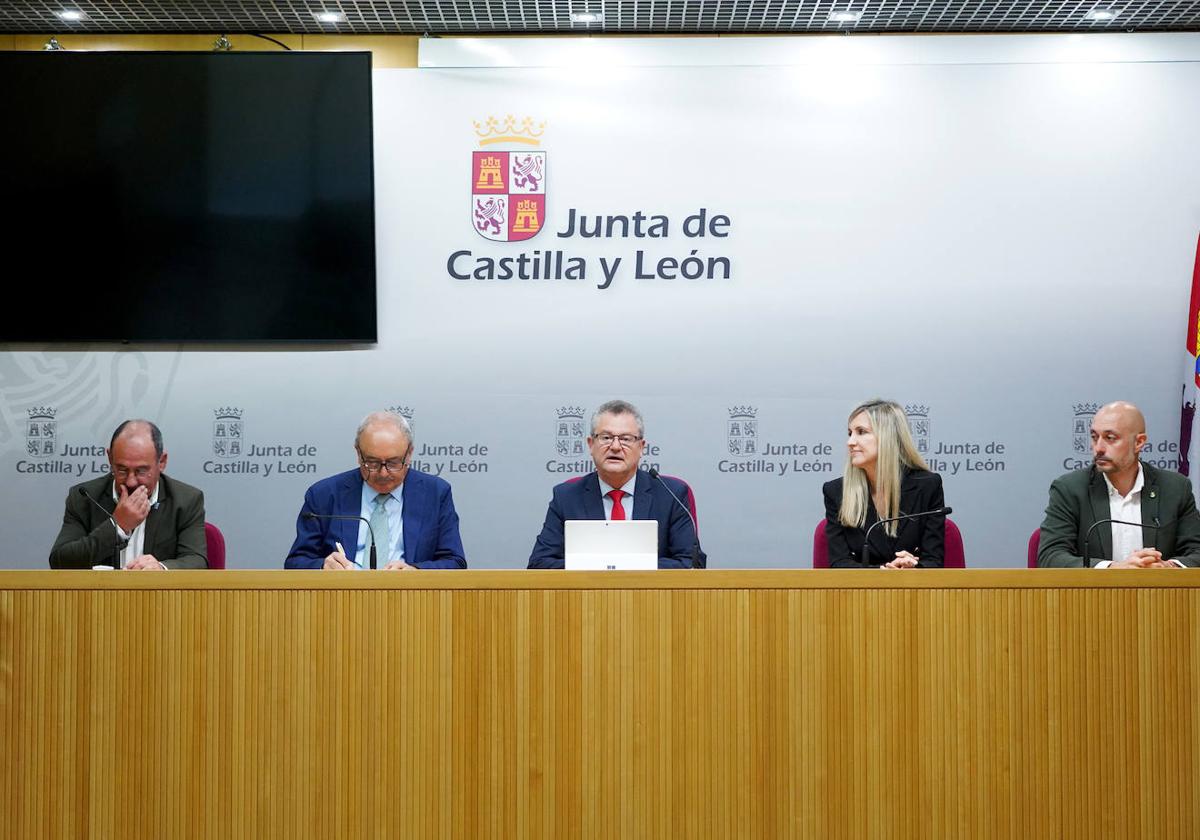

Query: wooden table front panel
[[1, 570, 1197, 838]]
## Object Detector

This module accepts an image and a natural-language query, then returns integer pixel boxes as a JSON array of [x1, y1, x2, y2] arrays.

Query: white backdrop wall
[[3, 34, 1199, 569]]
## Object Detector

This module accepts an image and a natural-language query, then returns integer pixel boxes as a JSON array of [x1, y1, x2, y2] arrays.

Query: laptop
[[564, 520, 658, 570]]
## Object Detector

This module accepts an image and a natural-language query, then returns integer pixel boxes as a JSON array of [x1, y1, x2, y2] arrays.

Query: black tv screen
[[1, 51, 376, 342]]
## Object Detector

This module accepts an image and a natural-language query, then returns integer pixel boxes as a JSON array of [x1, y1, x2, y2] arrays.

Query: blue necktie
[[370, 493, 390, 564]]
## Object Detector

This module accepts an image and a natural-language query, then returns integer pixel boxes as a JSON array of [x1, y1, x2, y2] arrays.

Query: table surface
[[4, 567, 1200, 589]]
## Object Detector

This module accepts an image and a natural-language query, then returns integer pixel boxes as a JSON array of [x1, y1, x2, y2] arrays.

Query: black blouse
[[821, 469, 945, 567]]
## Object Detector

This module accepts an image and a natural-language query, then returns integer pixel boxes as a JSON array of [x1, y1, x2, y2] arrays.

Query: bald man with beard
[[1038, 401, 1200, 568]]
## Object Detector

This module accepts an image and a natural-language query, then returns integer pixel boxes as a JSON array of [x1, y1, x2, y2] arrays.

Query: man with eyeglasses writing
[[528, 399, 705, 569], [49, 419, 207, 570], [285, 410, 466, 570]]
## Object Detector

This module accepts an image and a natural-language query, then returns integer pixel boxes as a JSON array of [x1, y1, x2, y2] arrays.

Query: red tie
[[608, 489, 627, 521]]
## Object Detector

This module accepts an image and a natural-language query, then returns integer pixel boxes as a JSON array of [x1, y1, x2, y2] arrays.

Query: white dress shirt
[[599, 473, 638, 520], [1096, 466, 1185, 568], [1097, 466, 1145, 568]]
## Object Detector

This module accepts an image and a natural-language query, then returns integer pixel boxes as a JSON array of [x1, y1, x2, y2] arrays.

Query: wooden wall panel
[[8, 34, 418, 67], [1, 570, 1198, 838]]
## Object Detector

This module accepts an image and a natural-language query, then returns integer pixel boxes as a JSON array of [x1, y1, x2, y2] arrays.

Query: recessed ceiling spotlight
[[829, 11, 863, 23], [57, 10, 85, 21], [315, 11, 345, 24], [570, 12, 604, 24], [1084, 9, 1119, 20]]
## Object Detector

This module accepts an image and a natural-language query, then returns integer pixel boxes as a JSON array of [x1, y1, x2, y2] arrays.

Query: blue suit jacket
[[285, 468, 467, 569], [528, 470, 705, 569]]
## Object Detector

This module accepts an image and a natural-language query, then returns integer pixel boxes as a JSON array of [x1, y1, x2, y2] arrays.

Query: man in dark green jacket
[[49, 419, 207, 570], [1039, 401, 1200, 568]]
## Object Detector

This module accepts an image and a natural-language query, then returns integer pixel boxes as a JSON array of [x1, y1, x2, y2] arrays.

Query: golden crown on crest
[[474, 115, 547, 147]]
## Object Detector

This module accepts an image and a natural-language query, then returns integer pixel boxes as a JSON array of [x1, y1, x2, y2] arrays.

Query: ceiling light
[[315, 11, 345, 24], [570, 12, 604, 24], [829, 11, 863, 23], [1084, 9, 1119, 20], [57, 10, 84, 21]]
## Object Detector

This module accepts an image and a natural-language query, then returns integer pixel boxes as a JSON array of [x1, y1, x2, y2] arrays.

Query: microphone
[[1151, 509, 1200, 563], [78, 486, 115, 523], [303, 512, 377, 569], [1150, 507, 1200, 537], [78, 486, 127, 568], [1084, 516, 1163, 567], [647, 468, 704, 569], [861, 506, 952, 567]]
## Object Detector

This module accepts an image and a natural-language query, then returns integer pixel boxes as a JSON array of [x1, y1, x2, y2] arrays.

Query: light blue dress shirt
[[353, 481, 404, 567]]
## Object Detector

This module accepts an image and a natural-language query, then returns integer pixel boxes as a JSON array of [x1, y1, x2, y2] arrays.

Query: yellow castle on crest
[[475, 154, 505, 190], [512, 199, 541, 234]]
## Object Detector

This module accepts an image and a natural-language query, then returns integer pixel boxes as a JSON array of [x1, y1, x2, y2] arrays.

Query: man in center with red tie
[[527, 399, 706, 569]]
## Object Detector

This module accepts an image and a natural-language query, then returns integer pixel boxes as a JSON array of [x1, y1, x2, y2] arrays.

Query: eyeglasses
[[112, 466, 153, 480], [359, 458, 409, 474], [358, 446, 411, 474], [592, 433, 643, 448]]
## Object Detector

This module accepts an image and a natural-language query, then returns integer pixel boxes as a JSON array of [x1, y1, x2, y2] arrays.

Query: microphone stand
[[647, 468, 704, 569], [303, 512, 377, 569], [1083, 517, 1158, 568], [861, 506, 952, 567], [79, 486, 126, 568]]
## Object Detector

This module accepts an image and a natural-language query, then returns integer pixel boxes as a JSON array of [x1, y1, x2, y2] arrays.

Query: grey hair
[[355, 410, 413, 448], [590, 399, 644, 437]]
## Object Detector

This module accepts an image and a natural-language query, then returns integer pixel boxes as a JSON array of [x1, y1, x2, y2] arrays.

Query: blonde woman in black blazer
[[822, 399, 945, 568]]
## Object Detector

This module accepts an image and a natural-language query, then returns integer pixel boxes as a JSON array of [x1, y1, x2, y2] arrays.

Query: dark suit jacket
[[49, 473, 207, 569], [822, 469, 945, 568], [1037, 462, 1200, 567], [527, 470, 705, 569], [285, 468, 467, 569]]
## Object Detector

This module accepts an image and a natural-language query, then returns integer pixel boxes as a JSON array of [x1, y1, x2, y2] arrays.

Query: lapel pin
[[1150, 490, 1157, 499]]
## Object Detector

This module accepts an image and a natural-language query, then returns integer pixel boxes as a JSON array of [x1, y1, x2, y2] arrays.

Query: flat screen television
[[0, 51, 376, 342]]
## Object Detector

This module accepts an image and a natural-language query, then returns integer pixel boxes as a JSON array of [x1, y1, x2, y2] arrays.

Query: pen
[[335, 541, 357, 568]]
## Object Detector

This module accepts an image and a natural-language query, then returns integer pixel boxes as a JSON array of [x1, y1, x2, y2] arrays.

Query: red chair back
[[944, 519, 966, 568], [1027, 529, 1040, 568], [671, 476, 699, 532], [813, 518, 965, 567], [813, 520, 830, 568], [205, 522, 226, 569]]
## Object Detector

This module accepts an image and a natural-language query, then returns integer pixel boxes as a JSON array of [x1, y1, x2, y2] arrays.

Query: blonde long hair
[[838, 399, 929, 537]]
